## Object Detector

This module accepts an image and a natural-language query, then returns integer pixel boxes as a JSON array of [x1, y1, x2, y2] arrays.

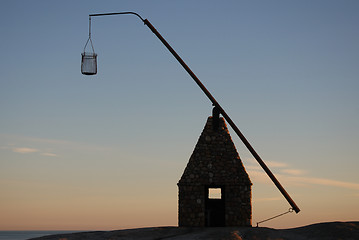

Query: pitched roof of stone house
[[178, 116, 251, 186]]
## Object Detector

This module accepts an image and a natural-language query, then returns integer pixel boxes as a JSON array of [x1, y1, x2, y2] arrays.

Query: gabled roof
[[178, 116, 251, 186]]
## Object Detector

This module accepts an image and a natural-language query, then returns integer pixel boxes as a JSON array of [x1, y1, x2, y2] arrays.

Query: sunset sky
[[1, 0, 358, 230]]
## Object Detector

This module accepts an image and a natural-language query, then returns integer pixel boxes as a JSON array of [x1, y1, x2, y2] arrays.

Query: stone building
[[178, 114, 252, 227]]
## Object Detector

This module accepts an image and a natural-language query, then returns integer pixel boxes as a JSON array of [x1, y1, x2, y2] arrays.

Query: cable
[[256, 208, 294, 227]]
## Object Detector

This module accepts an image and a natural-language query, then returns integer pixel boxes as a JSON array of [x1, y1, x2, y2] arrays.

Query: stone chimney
[[178, 116, 252, 227]]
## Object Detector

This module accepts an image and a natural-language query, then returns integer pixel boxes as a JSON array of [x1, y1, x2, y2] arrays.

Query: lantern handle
[[83, 16, 95, 54]]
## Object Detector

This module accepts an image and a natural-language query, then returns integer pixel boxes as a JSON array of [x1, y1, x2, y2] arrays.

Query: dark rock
[[29, 222, 359, 240]]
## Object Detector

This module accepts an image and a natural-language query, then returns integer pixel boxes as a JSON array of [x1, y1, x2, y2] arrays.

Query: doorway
[[205, 187, 225, 227]]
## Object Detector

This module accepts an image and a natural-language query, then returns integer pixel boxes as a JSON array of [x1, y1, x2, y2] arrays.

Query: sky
[[1, 0, 358, 231]]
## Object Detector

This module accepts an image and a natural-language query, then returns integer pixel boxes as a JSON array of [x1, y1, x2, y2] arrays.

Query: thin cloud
[[281, 169, 306, 176], [12, 147, 39, 154], [7, 145, 57, 157], [248, 170, 272, 183], [41, 152, 57, 157], [245, 158, 288, 169], [245, 165, 262, 171], [288, 176, 359, 190], [248, 169, 359, 190], [267, 161, 288, 168], [2, 134, 112, 159], [246, 158, 306, 176], [1, 134, 112, 152]]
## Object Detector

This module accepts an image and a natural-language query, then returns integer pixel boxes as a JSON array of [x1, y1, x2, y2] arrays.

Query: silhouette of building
[[178, 114, 252, 227]]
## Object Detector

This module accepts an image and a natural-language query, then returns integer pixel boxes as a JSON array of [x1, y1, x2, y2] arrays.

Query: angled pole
[[88, 12, 300, 213]]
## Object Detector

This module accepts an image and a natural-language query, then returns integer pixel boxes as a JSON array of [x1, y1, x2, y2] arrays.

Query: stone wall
[[178, 116, 252, 227], [178, 185, 205, 227], [225, 185, 252, 226]]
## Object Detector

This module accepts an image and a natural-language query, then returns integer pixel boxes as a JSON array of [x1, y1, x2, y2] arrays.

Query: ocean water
[[0, 231, 78, 240]]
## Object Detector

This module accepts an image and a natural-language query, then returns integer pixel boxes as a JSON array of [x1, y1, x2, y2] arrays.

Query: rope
[[256, 208, 294, 227], [89, 16, 92, 38], [83, 16, 95, 54]]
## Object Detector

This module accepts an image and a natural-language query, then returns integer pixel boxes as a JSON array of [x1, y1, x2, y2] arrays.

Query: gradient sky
[[1, 0, 358, 230]]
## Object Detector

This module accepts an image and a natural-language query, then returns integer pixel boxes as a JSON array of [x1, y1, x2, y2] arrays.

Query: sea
[[0, 231, 80, 240]]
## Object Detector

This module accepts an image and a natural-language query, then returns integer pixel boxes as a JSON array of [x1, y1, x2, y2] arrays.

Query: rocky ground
[[29, 221, 359, 240]]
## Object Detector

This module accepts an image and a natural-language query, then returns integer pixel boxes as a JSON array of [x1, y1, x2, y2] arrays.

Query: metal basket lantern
[[81, 17, 97, 75], [81, 52, 97, 75]]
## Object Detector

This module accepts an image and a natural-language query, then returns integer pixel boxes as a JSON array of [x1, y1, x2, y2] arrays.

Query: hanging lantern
[[81, 17, 97, 75], [81, 52, 97, 75]]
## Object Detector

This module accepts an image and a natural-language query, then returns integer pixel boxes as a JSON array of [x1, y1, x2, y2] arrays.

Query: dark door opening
[[205, 187, 225, 227]]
